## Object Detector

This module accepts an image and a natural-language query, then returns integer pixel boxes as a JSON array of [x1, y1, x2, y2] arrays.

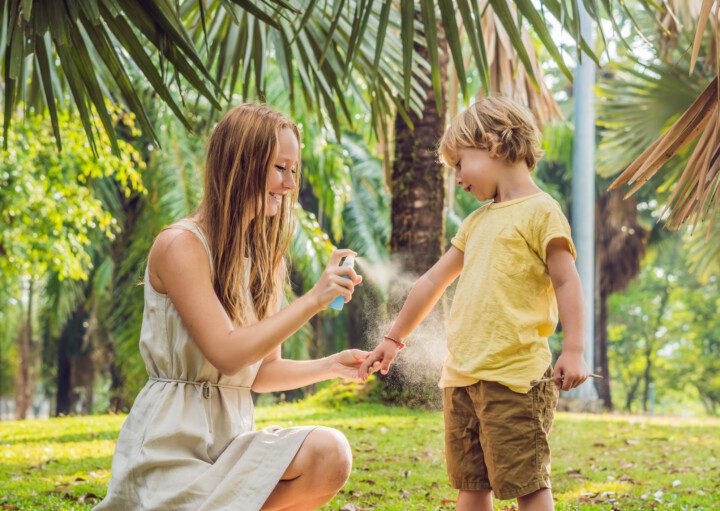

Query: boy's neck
[[493, 161, 542, 203]]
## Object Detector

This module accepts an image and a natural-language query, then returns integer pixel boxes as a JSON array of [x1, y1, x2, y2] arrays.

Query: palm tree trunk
[[56, 326, 72, 416], [595, 189, 647, 412], [385, 16, 447, 403], [55, 306, 88, 416], [389, 32, 447, 275], [14, 280, 33, 420], [108, 355, 124, 414], [596, 288, 613, 410]]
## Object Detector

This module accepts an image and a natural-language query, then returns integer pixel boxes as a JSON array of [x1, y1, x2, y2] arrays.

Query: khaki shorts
[[443, 366, 559, 500]]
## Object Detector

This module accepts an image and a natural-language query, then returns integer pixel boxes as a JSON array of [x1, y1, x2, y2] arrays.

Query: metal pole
[[569, 1, 598, 401]]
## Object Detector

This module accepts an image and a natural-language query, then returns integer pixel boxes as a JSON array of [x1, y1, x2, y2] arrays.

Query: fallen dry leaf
[[618, 474, 638, 484], [78, 493, 100, 504]]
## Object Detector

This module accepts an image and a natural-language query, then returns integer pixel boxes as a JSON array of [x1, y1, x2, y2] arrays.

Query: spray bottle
[[327, 255, 355, 311]]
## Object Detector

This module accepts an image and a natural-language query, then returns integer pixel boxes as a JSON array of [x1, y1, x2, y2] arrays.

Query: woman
[[96, 104, 368, 511]]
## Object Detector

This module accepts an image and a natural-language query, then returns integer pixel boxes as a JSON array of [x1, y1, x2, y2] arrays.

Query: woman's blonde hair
[[438, 96, 543, 170], [197, 103, 300, 325]]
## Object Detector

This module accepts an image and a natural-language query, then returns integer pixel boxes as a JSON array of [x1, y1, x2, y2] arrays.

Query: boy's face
[[454, 147, 500, 202]]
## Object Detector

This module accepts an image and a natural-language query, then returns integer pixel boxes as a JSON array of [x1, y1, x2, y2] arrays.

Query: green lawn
[[1, 401, 719, 510]]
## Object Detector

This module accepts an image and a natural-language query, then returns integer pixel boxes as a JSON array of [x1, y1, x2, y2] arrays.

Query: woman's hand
[[307, 249, 363, 309], [329, 349, 374, 381]]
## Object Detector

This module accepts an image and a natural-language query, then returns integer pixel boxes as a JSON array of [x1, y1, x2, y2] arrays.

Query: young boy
[[358, 96, 589, 511]]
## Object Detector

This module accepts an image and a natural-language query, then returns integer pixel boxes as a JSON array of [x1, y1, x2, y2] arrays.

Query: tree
[[607, 243, 676, 413], [390, 7, 447, 276], [594, 189, 648, 409], [664, 272, 720, 415], [0, 110, 142, 416], [596, 2, 719, 407], [608, 237, 720, 415]]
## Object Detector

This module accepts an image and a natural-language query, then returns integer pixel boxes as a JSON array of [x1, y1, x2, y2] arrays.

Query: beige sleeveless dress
[[96, 220, 315, 511]]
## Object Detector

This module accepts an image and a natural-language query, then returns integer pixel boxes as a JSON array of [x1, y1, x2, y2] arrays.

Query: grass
[[1, 401, 719, 510]]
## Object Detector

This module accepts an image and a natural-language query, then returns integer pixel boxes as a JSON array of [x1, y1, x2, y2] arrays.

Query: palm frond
[[2, 0, 613, 152], [479, 6, 562, 127], [598, 61, 704, 178], [609, 75, 719, 231], [290, 206, 336, 293], [340, 134, 390, 262], [608, 1, 720, 233], [687, 214, 720, 281], [1, 1, 226, 152]]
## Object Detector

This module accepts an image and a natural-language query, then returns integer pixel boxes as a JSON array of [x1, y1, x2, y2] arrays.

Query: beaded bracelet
[[383, 335, 406, 350]]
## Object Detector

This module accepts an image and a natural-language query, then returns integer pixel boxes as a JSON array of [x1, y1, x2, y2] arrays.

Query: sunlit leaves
[[0, 108, 143, 286]]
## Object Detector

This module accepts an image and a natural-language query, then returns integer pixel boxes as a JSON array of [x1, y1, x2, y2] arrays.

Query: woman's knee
[[307, 427, 352, 488]]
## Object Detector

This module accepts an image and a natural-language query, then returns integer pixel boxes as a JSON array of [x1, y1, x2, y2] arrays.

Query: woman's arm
[[251, 348, 367, 393], [151, 229, 360, 375]]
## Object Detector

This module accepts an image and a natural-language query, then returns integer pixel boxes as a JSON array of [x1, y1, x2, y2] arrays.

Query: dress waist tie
[[149, 377, 251, 434]]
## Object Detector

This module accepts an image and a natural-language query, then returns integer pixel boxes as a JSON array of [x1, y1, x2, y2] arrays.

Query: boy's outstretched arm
[[547, 238, 590, 391], [358, 247, 464, 380]]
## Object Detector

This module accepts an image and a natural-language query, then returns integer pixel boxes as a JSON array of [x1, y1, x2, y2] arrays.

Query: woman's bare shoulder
[[148, 227, 210, 293]]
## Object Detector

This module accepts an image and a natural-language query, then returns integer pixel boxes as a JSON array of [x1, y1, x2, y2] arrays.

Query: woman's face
[[265, 127, 299, 217]]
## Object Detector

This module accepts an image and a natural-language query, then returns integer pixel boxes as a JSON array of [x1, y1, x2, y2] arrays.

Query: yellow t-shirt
[[440, 192, 576, 393]]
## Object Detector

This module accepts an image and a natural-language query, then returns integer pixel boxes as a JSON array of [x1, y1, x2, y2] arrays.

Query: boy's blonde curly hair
[[438, 96, 544, 170]]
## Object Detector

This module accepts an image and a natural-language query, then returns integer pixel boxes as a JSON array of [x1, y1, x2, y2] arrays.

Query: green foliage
[[0, 295, 20, 397], [1, 404, 719, 509], [372, 378, 444, 410], [595, 4, 720, 278], [304, 375, 378, 408], [0, 109, 144, 405], [104, 103, 206, 404], [0, 109, 143, 287], [608, 238, 720, 414], [596, 61, 705, 180], [338, 133, 390, 262]]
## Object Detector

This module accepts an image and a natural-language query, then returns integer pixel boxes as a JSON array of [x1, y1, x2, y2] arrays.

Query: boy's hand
[[553, 349, 589, 391], [357, 340, 400, 381]]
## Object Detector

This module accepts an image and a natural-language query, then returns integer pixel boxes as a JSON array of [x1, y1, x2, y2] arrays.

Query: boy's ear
[[486, 133, 500, 158]]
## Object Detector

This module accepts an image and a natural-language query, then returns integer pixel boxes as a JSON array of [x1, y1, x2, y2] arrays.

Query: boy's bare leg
[[457, 489, 493, 511], [517, 488, 554, 511]]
